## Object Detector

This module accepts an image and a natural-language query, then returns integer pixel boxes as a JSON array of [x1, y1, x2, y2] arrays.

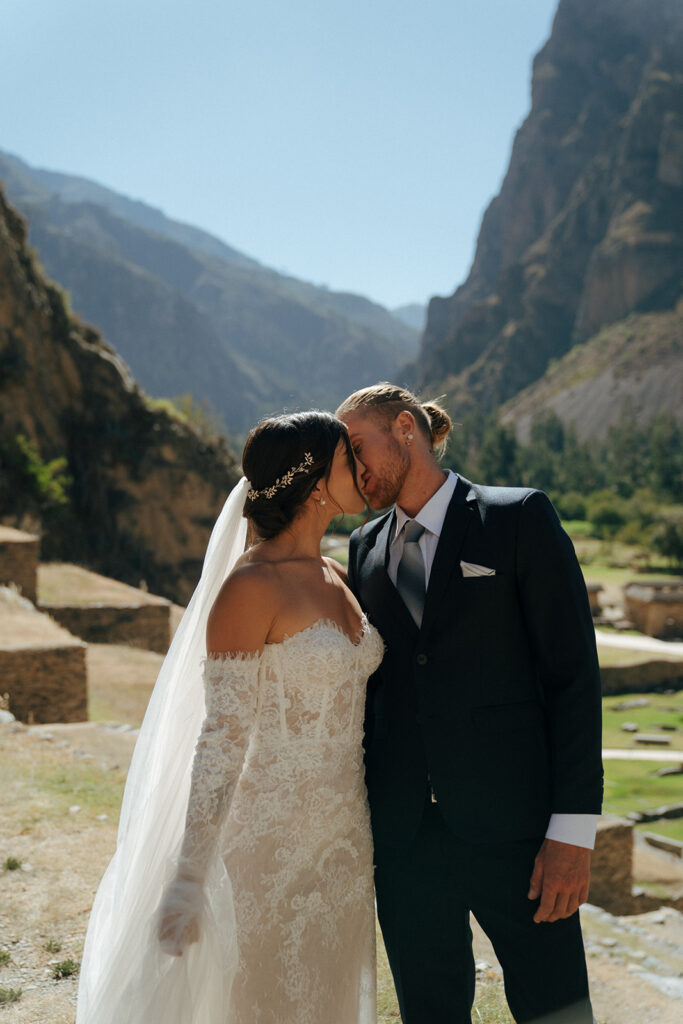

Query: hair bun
[[421, 401, 452, 449]]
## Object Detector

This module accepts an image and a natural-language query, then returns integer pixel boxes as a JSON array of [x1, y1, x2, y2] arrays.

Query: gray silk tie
[[396, 520, 426, 627]]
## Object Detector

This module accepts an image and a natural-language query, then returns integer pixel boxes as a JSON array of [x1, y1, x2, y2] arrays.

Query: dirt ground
[[2, 720, 683, 1024]]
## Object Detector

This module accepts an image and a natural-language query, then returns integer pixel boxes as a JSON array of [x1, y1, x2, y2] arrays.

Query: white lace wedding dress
[[178, 614, 383, 1023]]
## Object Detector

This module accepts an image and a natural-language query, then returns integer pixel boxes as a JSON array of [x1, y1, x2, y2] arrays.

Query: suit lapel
[[420, 475, 479, 638], [358, 510, 419, 641]]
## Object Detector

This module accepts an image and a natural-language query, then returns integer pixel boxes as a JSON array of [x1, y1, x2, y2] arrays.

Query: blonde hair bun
[[421, 401, 452, 448]]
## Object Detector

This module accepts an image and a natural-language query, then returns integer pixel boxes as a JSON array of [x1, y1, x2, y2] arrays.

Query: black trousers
[[374, 801, 594, 1024]]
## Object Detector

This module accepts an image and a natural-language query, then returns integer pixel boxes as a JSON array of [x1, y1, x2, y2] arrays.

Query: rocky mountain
[[500, 304, 683, 442], [0, 151, 419, 432], [0, 186, 240, 604], [415, 0, 683, 434]]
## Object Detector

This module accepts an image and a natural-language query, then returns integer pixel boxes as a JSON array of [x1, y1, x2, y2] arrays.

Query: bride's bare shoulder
[[207, 558, 279, 655], [323, 556, 348, 584]]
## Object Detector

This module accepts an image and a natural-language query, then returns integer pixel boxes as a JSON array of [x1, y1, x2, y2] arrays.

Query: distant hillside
[[414, 0, 683, 432], [0, 186, 239, 603], [0, 151, 419, 431], [501, 305, 683, 442], [392, 303, 427, 332]]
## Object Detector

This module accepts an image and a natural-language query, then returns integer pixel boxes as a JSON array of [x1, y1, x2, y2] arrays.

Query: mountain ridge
[[0, 150, 419, 432]]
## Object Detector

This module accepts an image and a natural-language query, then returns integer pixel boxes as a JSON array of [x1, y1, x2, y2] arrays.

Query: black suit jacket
[[348, 474, 603, 852]]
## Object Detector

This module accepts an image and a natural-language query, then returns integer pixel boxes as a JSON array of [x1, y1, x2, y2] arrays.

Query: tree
[[651, 514, 683, 569], [476, 417, 519, 485], [648, 414, 683, 501]]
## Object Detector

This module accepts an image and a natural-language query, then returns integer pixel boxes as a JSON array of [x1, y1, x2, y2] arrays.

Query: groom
[[337, 384, 603, 1024]]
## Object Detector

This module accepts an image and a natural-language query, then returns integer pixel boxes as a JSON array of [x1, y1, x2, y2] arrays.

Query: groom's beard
[[363, 436, 410, 510]]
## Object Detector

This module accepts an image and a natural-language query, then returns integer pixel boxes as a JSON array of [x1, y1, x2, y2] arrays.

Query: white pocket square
[[460, 560, 496, 578]]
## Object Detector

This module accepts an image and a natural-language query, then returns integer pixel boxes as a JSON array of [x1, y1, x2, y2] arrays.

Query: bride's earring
[[319, 497, 326, 506]]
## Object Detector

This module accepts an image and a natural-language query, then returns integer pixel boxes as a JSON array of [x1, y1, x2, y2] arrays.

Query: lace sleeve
[[177, 653, 260, 879], [158, 652, 260, 955]]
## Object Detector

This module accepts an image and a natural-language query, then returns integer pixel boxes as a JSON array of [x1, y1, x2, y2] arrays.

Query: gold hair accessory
[[247, 452, 314, 500]]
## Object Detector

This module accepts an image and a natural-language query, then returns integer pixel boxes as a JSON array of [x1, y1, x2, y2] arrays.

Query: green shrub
[[0, 950, 10, 966], [53, 959, 79, 980], [0, 988, 21, 1004], [0, 434, 72, 535], [651, 514, 683, 568], [586, 490, 629, 537], [4, 857, 21, 871], [146, 393, 226, 442], [554, 491, 587, 521], [614, 520, 650, 546], [0, 434, 71, 508], [44, 939, 62, 954]]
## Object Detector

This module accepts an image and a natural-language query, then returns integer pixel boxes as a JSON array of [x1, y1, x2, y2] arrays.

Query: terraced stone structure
[[624, 580, 683, 640], [0, 525, 38, 603], [37, 563, 171, 653], [0, 587, 87, 723]]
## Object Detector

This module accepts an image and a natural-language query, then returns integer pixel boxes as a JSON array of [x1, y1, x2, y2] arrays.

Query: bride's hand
[[158, 910, 200, 957], [157, 876, 203, 956]]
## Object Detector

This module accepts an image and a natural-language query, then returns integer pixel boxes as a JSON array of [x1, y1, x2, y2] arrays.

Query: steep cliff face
[[417, 0, 683, 420], [0, 189, 239, 604]]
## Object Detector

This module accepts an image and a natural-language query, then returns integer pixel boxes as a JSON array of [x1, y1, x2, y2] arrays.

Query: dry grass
[[0, 728, 121, 1024], [85, 643, 161, 726], [3, 723, 683, 1023]]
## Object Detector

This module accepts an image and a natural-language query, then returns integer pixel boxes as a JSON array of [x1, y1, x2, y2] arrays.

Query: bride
[[76, 411, 383, 1024]]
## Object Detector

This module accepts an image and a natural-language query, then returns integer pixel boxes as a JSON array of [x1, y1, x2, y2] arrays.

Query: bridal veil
[[76, 477, 249, 1024]]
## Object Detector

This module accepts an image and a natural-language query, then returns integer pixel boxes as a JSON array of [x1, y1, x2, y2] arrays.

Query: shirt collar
[[392, 470, 457, 543]]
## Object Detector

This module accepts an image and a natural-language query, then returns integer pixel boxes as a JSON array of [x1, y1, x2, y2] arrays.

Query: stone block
[[0, 587, 87, 724], [43, 603, 170, 653], [624, 579, 683, 639], [586, 583, 603, 617], [600, 659, 683, 696], [38, 563, 171, 653], [0, 525, 39, 602], [589, 815, 634, 915]]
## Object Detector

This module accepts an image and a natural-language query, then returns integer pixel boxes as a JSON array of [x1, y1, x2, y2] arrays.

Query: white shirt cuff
[[545, 813, 599, 850]]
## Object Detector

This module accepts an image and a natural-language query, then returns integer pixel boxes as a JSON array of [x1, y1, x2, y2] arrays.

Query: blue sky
[[2, 0, 558, 309]]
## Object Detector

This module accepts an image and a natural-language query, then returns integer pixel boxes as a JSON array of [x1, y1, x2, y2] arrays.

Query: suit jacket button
[[416, 653, 428, 666]]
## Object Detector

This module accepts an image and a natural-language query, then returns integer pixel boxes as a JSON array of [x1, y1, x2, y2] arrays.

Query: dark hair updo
[[242, 411, 357, 541]]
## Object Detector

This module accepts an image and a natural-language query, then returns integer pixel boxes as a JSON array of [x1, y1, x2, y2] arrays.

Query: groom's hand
[[527, 838, 591, 923]]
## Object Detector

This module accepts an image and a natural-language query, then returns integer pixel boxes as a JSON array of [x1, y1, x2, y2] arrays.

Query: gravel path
[[2, 721, 683, 1023], [602, 747, 683, 761], [595, 631, 683, 657]]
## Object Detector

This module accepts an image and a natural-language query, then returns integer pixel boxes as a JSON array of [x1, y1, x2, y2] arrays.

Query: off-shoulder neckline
[[205, 613, 371, 662], [269, 613, 369, 649]]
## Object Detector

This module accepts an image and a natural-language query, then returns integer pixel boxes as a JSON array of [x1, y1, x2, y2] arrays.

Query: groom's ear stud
[[406, 433, 414, 446]]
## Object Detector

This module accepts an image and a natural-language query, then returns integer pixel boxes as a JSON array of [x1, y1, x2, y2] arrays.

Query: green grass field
[[602, 692, 683, 749], [602, 759, 683, 841]]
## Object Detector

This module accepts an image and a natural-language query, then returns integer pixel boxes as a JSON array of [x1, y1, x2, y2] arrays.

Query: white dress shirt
[[389, 470, 598, 850]]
